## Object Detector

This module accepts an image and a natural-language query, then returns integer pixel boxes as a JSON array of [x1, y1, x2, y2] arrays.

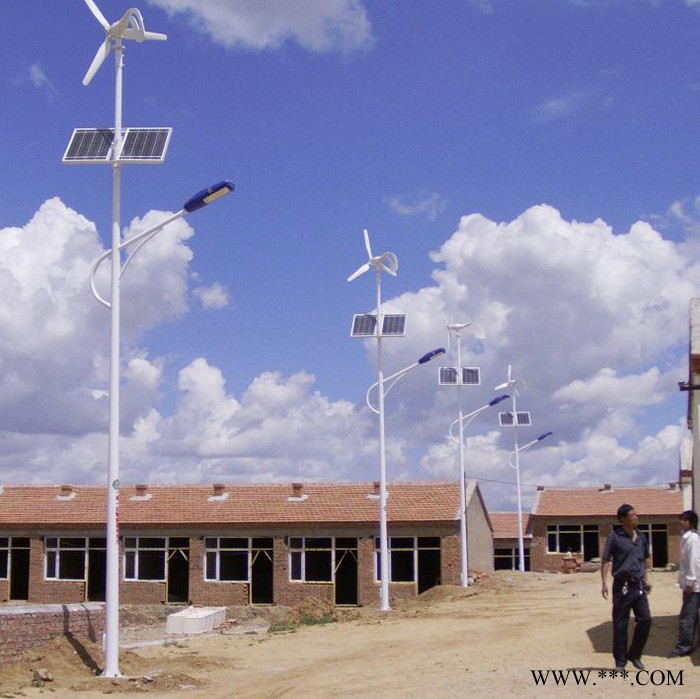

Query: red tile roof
[[490, 511, 531, 539], [0, 482, 464, 528], [532, 485, 683, 517]]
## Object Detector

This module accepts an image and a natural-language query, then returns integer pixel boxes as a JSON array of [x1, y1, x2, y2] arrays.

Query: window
[[375, 536, 441, 583], [289, 537, 333, 582], [494, 547, 530, 571], [546, 524, 599, 561], [45, 537, 87, 580], [124, 537, 166, 581], [204, 537, 249, 582]]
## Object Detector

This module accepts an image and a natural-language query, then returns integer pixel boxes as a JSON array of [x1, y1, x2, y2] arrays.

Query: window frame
[[123, 536, 167, 582], [44, 536, 88, 581], [204, 537, 251, 582], [546, 523, 599, 560], [374, 536, 441, 584]]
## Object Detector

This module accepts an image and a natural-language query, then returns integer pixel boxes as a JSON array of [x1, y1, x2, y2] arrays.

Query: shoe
[[667, 650, 685, 658], [615, 664, 626, 671], [630, 659, 645, 671]]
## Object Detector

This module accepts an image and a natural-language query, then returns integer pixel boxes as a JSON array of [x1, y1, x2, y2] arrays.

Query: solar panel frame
[[351, 314, 378, 337], [381, 314, 407, 336], [462, 367, 481, 385], [63, 127, 172, 164]]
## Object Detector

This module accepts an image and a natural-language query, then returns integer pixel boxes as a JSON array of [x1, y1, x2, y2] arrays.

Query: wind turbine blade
[[347, 263, 371, 282], [83, 37, 111, 85], [363, 229, 373, 260], [380, 252, 399, 275], [84, 0, 110, 29], [494, 381, 509, 391]]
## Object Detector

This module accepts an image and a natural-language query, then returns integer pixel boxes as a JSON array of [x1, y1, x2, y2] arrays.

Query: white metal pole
[[103, 39, 124, 679], [456, 333, 468, 587], [376, 269, 390, 611], [511, 390, 525, 573]]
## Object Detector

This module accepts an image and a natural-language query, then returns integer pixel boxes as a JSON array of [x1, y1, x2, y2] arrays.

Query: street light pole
[[508, 431, 553, 572], [448, 394, 509, 586], [366, 347, 445, 611], [91, 180, 234, 677]]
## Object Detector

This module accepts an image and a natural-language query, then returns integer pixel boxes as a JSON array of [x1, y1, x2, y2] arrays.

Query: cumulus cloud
[[534, 89, 595, 123], [0, 198, 697, 511], [148, 0, 374, 53], [193, 282, 229, 309]]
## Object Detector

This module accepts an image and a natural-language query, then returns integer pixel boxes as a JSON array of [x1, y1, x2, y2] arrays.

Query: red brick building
[[491, 512, 532, 571], [0, 481, 493, 608], [529, 483, 684, 573]]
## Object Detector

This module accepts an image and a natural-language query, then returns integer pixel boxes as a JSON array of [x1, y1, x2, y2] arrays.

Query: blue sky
[[2, 0, 700, 510]]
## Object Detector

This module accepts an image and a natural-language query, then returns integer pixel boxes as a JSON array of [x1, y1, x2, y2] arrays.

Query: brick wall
[[0, 603, 105, 666]]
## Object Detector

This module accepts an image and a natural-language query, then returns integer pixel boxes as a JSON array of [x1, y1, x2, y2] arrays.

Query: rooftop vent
[[57, 485, 76, 501], [367, 481, 382, 500], [130, 483, 152, 501], [208, 483, 229, 502], [599, 483, 613, 492], [288, 482, 308, 502]]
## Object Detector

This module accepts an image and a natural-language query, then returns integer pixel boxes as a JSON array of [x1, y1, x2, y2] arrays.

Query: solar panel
[[499, 411, 532, 427], [118, 128, 172, 163], [381, 314, 406, 336], [462, 367, 481, 385], [439, 366, 480, 385], [439, 367, 459, 385], [63, 127, 172, 164], [63, 129, 114, 163], [351, 314, 378, 337], [351, 313, 407, 337]]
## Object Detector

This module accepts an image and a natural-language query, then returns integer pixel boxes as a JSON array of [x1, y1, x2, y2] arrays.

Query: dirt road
[[1, 571, 698, 698]]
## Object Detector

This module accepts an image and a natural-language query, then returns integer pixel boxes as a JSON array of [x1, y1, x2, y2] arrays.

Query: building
[[529, 483, 684, 573], [0, 480, 493, 607], [491, 512, 531, 571]]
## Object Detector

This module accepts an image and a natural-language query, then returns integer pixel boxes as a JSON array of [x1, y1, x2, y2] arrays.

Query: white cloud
[[388, 192, 448, 221], [193, 282, 229, 309], [0, 199, 696, 511], [148, 0, 374, 53], [534, 89, 594, 123]]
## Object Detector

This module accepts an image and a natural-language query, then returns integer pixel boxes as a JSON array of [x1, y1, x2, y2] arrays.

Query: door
[[9, 537, 30, 600], [167, 538, 190, 603], [250, 538, 273, 604], [334, 538, 358, 605]]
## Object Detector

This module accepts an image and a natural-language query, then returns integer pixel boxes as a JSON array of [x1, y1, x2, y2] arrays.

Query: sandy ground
[[1, 570, 699, 698]]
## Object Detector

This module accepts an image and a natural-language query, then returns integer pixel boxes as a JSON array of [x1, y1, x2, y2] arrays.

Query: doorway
[[334, 538, 358, 605], [167, 538, 190, 603], [250, 538, 273, 604]]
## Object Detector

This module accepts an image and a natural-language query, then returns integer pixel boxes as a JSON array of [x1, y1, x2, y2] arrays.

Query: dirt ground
[[1, 570, 699, 698]]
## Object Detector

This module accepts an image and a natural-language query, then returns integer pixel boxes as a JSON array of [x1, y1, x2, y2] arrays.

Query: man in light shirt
[[668, 510, 700, 658]]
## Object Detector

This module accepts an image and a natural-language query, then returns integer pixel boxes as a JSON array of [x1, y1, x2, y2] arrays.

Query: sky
[[2, 0, 700, 512]]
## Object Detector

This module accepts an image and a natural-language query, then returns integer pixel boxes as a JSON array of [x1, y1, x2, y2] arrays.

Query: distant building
[[490, 512, 531, 571], [529, 483, 684, 573], [0, 481, 493, 607]]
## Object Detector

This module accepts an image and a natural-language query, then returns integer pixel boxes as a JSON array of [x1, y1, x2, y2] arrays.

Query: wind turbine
[[83, 0, 167, 86], [348, 229, 402, 611]]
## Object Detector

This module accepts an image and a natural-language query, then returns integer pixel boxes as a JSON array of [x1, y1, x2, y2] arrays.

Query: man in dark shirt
[[600, 504, 652, 670]]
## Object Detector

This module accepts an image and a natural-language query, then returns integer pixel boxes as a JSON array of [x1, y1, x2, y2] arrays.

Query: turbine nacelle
[[347, 229, 399, 282], [494, 364, 526, 395], [83, 1, 167, 86]]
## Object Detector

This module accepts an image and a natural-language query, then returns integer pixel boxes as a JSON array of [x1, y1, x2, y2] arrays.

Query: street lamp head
[[418, 347, 446, 364], [490, 393, 510, 406], [183, 180, 235, 213], [537, 431, 553, 441]]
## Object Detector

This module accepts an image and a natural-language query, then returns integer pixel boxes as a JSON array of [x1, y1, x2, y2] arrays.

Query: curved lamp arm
[[366, 347, 445, 414], [90, 181, 234, 309], [448, 394, 510, 444], [507, 431, 554, 469]]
